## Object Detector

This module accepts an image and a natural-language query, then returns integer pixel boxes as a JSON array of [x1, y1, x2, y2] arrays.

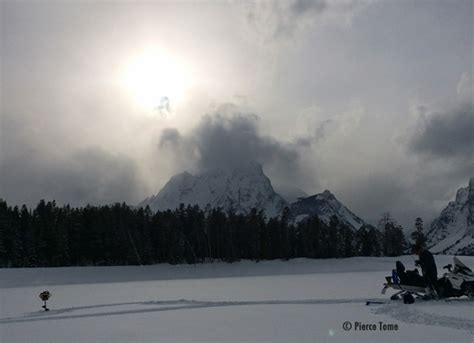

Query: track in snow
[[0, 298, 378, 324]]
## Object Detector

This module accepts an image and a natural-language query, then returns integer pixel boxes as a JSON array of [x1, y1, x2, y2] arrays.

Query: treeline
[[0, 199, 408, 267]]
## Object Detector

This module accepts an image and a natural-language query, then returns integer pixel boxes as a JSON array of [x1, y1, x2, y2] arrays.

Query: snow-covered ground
[[1, 256, 473, 342]]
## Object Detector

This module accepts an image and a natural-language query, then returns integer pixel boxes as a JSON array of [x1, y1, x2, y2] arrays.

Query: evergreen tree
[[411, 217, 426, 247], [368, 226, 382, 257], [391, 225, 408, 256], [0, 204, 7, 267], [378, 212, 396, 231], [0, 198, 402, 267], [339, 223, 355, 257], [355, 225, 381, 256], [381, 218, 407, 257], [279, 207, 292, 260]]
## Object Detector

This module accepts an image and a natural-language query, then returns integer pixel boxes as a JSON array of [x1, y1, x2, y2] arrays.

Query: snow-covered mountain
[[426, 178, 474, 255], [139, 162, 369, 228], [139, 162, 288, 217], [288, 190, 366, 231]]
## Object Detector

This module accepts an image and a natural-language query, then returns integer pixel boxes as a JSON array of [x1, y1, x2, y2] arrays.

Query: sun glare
[[121, 48, 192, 112]]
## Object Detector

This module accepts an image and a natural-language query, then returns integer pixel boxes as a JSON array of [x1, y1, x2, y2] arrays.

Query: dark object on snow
[[413, 246, 438, 291], [395, 261, 425, 287], [395, 261, 405, 281], [403, 293, 415, 304], [39, 290, 51, 311], [383, 257, 474, 302], [366, 301, 386, 306], [390, 294, 401, 300], [383, 262, 426, 304], [437, 257, 474, 298]]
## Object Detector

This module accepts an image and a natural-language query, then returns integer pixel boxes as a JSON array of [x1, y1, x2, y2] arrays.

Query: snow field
[[1, 256, 473, 342]]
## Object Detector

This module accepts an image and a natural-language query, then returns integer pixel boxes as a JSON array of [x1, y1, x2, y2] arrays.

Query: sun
[[121, 48, 192, 112]]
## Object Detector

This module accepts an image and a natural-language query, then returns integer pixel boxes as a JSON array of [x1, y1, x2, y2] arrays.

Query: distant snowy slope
[[139, 163, 370, 226], [139, 162, 288, 217], [427, 178, 474, 255], [289, 190, 366, 230]]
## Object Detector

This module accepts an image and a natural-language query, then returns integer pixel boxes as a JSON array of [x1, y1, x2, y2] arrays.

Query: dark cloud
[[290, 0, 327, 16], [1, 0, 471, 228], [337, 169, 469, 230], [409, 102, 474, 158], [338, 173, 410, 224], [0, 106, 145, 207], [247, 0, 327, 40], [195, 115, 299, 173], [294, 119, 333, 147], [158, 105, 314, 189], [159, 128, 181, 148], [0, 146, 143, 207]]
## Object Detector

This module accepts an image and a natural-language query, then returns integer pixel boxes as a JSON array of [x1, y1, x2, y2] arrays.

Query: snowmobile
[[381, 257, 474, 302], [437, 257, 474, 298]]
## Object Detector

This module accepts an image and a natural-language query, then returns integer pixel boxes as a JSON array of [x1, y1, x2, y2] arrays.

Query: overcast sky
[[1, 0, 472, 227]]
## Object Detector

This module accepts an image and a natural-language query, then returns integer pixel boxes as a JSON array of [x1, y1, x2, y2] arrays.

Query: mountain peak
[[427, 178, 474, 255], [321, 190, 335, 198], [289, 190, 365, 230], [139, 163, 287, 217], [170, 171, 193, 182]]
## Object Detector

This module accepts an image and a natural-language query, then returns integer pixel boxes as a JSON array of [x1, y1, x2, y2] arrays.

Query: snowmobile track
[[0, 298, 378, 324]]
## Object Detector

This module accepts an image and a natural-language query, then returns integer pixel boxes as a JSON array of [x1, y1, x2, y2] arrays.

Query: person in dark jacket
[[413, 244, 438, 298]]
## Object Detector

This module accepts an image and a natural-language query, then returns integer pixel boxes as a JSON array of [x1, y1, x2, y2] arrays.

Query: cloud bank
[[1, 1, 472, 228], [158, 104, 315, 190], [0, 146, 143, 207], [245, 0, 372, 42], [409, 102, 474, 159]]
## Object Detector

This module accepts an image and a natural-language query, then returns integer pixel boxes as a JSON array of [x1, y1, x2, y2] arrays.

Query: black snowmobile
[[382, 257, 474, 302], [437, 257, 474, 298]]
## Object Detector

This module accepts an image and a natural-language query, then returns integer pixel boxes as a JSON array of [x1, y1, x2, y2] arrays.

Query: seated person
[[394, 260, 425, 287]]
